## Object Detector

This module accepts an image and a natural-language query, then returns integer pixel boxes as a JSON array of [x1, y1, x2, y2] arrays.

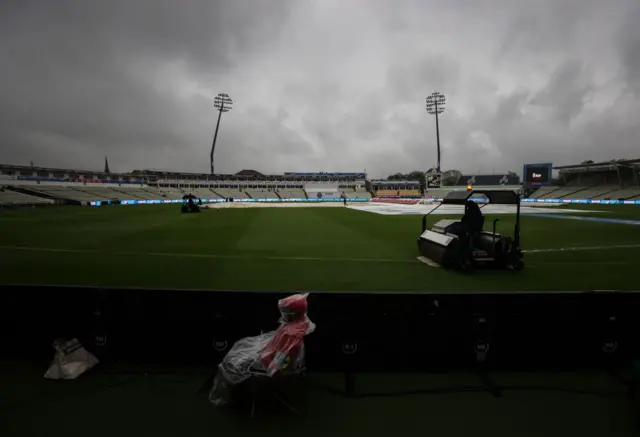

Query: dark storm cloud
[[617, 2, 640, 95], [0, 0, 639, 177], [530, 60, 593, 123]]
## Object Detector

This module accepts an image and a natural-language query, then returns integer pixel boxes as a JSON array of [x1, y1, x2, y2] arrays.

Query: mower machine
[[417, 190, 524, 271], [181, 194, 201, 214]]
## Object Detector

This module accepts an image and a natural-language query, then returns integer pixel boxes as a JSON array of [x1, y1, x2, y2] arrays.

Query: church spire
[[104, 156, 110, 173]]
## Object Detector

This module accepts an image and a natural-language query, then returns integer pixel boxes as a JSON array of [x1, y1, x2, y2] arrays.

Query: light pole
[[211, 93, 233, 175], [426, 92, 446, 172]]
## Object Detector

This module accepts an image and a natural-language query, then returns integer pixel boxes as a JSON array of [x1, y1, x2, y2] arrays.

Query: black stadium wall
[[0, 285, 638, 372]]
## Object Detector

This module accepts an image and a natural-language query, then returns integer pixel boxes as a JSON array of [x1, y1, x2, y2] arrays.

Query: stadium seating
[[344, 192, 369, 199], [213, 188, 249, 199], [374, 189, 399, 197], [592, 187, 640, 200], [528, 186, 560, 199], [344, 189, 371, 199], [425, 188, 455, 198], [397, 189, 421, 197], [277, 189, 306, 199], [153, 188, 186, 200], [304, 182, 339, 191], [110, 186, 160, 200], [27, 186, 105, 202], [528, 185, 640, 201], [14, 184, 193, 202], [570, 186, 619, 199], [0, 188, 53, 205], [244, 189, 279, 199], [537, 187, 587, 199], [181, 188, 220, 199], [374, 188, 420, 197]]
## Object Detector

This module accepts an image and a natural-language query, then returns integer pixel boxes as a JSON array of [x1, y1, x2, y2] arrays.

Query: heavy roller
[[181, 194, 201, 213], [417, 190, 524, 272]]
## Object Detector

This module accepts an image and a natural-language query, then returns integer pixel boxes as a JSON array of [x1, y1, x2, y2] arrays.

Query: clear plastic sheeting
[[44, 338, 99, 380], [209, 293, 315, 407]]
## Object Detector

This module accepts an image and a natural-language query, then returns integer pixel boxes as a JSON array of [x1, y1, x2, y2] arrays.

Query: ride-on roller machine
[[181, 194, 201, 213], [417, 190, 524, 271]]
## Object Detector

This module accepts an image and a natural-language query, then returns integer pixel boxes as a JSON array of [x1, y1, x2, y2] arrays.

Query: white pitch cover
[[420, 230, 455, 246]]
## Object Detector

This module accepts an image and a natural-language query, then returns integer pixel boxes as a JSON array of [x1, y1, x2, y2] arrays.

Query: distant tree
[[442, 169, 462, 186], [581, 160, 594, 165], [386, 173, 405, 181], [384, 171, 426, 192], [402, 170, 425, 192]]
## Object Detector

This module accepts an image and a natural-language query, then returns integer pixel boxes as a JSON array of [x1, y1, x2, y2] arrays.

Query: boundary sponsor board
[[91, 198, 371, 206], [421, 198, 640, 205]]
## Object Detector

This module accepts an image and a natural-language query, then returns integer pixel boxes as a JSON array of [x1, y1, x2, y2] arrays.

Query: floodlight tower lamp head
[[426, 93, 446, 114], [214, 93, 234, 113]]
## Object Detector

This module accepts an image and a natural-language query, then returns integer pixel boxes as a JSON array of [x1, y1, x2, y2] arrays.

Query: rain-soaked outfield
[[0, 203, 638, 292]]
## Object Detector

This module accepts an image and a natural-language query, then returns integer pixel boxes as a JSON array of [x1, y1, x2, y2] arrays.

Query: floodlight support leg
[[514, 201, 521, 249], [210, 109, 223, 175], [435, 105, 441, 172]]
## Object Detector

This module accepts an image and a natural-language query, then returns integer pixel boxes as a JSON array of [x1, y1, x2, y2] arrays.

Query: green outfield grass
[[0, 204, 639, 292]]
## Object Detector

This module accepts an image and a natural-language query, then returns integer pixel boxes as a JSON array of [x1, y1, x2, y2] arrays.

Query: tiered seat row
[[277, 189, 306, 199], [243, 189, 279, 199], [591, 187, 640, 200], [537, 187, 587, 199], [0, 189, 53, 205], [528, 187, 559, 198], [570, 186, 619, 199]]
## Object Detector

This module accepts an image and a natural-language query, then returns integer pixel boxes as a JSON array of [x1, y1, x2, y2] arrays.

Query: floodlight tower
[[426, 92, 446, 172], [210, 93, 233, 175]]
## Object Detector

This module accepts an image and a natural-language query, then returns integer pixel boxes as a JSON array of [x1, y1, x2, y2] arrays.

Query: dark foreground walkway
[[1, 360, 637, 437]]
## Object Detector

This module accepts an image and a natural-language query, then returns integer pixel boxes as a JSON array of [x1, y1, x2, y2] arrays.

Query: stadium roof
[[554, 158, 640, 170], [235, 169, 265, 178], [0, 163, 118, 175]]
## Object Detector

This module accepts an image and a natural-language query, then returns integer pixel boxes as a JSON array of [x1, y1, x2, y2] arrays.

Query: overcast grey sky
[[1, 0, 639, 177]]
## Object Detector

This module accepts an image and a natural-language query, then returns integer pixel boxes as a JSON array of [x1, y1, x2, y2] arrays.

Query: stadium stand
[[592, 187, 640, 200], [27, 186, 107, 202], [528, 186, 560, 199], [277, 189, 307, 199], [109, 186, 160, 200], [570, 186, 620, 199], [213, 188, 249, 199], [152, 188, 185, 200], [342, 192, 364, 199], [398, 189, 421, 197], [375, 189, 400, 197], [537, 186, 587, 199], [343, 187, 371, 199], [182, 188, 220, 199], [0, 187, 53, 206], [371, 180, 421, 198], [0, 164, 373, 204], [355, 188, 372, 198], [526, 158, 640, 200], [74, 186, 132, 200], [244, 189, 279, 199]]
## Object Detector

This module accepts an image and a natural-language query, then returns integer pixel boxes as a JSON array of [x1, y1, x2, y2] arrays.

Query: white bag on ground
[[44, 338, 99, 380]]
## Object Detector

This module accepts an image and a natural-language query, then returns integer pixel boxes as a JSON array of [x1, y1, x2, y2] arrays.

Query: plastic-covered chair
[[208, 293, 315, 417]]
